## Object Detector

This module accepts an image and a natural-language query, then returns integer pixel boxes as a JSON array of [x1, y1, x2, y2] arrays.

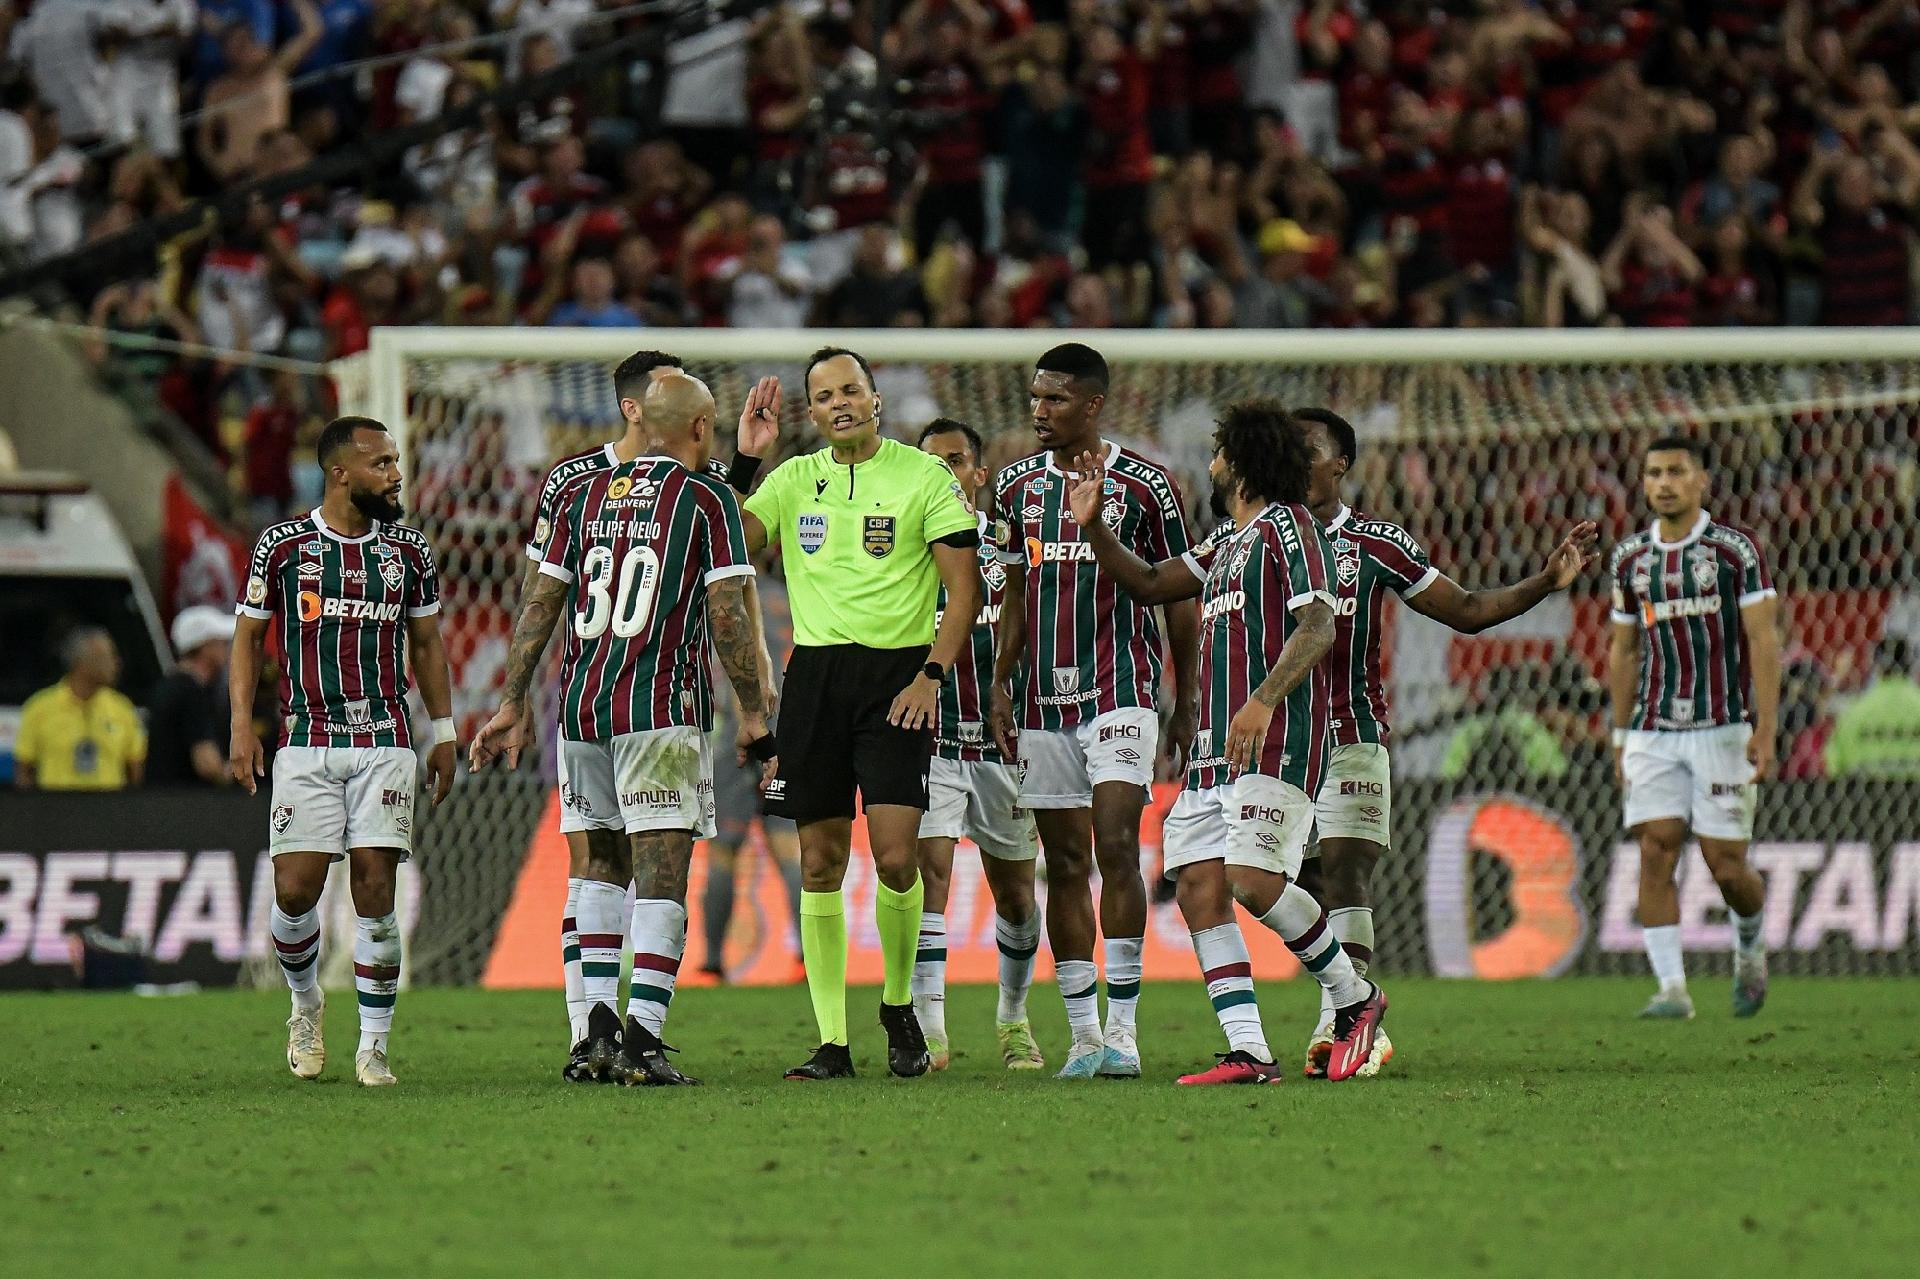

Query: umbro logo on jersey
[[299, 592, 403, 623], [1023, 505, 1045, 519], [297, 561, 323, 580]]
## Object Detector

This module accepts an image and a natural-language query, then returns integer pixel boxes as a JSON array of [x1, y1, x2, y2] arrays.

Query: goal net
[[354, 328, 1920, 986]]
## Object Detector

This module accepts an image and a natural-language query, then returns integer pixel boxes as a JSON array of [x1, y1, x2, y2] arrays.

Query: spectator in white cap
[[146, 606, 238, 786]]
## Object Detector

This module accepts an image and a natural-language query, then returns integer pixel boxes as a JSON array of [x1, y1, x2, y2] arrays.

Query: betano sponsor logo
[[1642, 593, 1721, 624], [1203, 590, 1246, 622], [298, 592, 403, 623], [1027, 537, 1094, 565]]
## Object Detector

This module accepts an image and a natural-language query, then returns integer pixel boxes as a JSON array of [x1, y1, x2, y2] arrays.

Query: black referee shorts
[[764, 644, 932, 824]]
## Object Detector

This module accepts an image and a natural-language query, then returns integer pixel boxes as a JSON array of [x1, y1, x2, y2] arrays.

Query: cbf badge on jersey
[[798, 512, 828, 554], [863, 515, 895, 558]]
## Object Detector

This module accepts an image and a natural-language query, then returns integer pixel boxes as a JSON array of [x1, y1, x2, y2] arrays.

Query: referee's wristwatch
[[922, 661, 948, 683]]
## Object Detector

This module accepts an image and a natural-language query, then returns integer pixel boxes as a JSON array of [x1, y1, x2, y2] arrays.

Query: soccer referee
[[730, 347, 981, 1080]]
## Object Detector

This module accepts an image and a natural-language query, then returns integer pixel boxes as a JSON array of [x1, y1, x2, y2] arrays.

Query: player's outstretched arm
[[1063, 450, 1203, 604], [471, 571, 567, 772], [408, 611, 459, 805], [1407, 521, 1598, 634], [1607, 620, 1640, 786], [229, 612, 270, 793], [1741, 594, 1781, 781], [709, 575, 779, 786], [1226, 599, 1336, 773], [990, 557, 1027, 762]]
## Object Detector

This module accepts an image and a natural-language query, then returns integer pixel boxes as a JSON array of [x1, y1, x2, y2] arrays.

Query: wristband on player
[[726, 452, 764, 494], [745, 733, 778, 762], [433, 717, 458, 746], [1611, 728, 1628, 748]]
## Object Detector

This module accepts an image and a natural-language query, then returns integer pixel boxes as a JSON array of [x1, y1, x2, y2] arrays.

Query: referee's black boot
[[879, 1001, 931, 1078], [784, 1042, 856, 1081]]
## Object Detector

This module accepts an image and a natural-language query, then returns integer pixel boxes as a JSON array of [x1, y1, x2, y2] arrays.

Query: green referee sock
[[875, 874, 925, 1007], [800, 890, 849, 1047]]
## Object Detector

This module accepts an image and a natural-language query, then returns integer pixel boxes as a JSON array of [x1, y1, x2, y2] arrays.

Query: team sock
[[799, 890, 849, 1046], [875, 875, 924, 1007], [995, 912, 1040, 1023], [1056, 959, 1101, 1045], [1192, 923, 1269, 1059], [1102, 936, 1144, 1039], [625, 899, 687, 1038], [1255, 884, 1369, 1008], [575, 879, 627, 1015], [911, 912, 948, 1041], [272, 903, 322, 1014], [701, 855, 733, 972], [562, 878, 587, 1042], [1644, 924, 1687, 991], [1732, 909, 1765, 960], [353, 912, 401, 1056], [1321, 907, 1375, 1022]]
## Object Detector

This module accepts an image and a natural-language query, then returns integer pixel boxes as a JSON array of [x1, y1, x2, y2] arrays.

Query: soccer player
[[471, 373, 773, 1085], [230, 416, 458, 1088], [1063, 402, 1386, 1083], [726, 348, 980, 1081], [522, 348, 777, 1076], [1288, 408, 1596, 1076], [988, 343, 1200, 1079], [913, 418, 1045, 1072], [1609, 436, 1779, 1020]]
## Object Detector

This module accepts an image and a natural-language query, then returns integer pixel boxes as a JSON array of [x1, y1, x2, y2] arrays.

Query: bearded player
[[1288, 408, 1596, 1076], [912, 418, 1046, 1072], [1065, 402, 1385, 1083], [522, 349, 778, 1078], [1609, 436, 1778, 1020], [230, 416, 458, 1088], [473, 373, 775, 1085], [989, 343, 1200, 1080]]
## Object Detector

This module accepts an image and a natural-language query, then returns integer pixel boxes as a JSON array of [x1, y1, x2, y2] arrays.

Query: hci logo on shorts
[[798, 513, 828, 554], [863, 515, 895, 558]]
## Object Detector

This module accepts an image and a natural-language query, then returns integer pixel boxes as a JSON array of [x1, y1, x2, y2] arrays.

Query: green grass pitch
[[3, 978, 1916, 1278]]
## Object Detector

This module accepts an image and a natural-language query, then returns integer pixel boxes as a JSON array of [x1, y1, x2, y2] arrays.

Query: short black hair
[[1215, 399, 1311, 506], [1647, 435, 1707, 466], [318, 416, 390, 467], [918, 417, 984, 464], [1291, 405, 1356, 467], [613, 349, 684, 404], [1035, 342, 1109, 393], [804, 346, 876, 395]]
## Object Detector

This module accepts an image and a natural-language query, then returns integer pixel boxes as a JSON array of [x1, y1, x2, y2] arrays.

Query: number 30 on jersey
[[575, 546, 662, 640]]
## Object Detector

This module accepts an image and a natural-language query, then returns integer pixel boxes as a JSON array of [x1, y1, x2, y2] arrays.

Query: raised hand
[[1546, 521, 1600, 590], [1065, 450, 1107, 527], [737, 374, 781, 458]]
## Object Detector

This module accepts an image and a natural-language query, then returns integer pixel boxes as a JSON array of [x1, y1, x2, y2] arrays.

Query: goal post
[[349, 327, 1920, 986]]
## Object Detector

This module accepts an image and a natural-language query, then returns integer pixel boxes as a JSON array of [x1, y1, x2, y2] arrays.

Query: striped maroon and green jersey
[[1321, 507, 1439, 746], [1610, 512, 1774, 731], [1186, 504, 1337, 794], [237, 510, 441, 749], [995, 442, 1193, 730], [934, 513, 1010, 763], [538, 456, 752, 740], [527, 442, 620, 563]]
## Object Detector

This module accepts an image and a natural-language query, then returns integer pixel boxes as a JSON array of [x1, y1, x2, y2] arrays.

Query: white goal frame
[[358, 326, 1920, 469]]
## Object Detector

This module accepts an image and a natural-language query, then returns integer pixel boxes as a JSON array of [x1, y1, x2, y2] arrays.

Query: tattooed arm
[[469, 570, 568, 771], [1225, 600, 1335, 773], [709, 574, 777, 784]]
